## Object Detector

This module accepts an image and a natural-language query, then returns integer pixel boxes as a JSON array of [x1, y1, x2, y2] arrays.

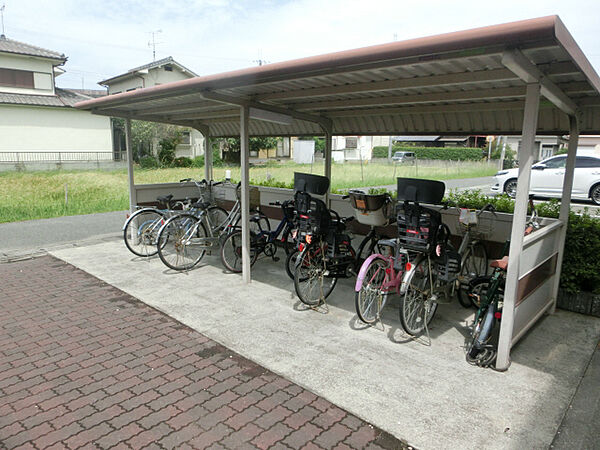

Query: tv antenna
[[1, 4, 6, 37], [253, 49, 269, 66], [148, 29, 163, 61]]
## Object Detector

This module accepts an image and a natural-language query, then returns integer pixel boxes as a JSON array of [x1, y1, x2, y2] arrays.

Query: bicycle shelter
[[75, 15, 600, 370]]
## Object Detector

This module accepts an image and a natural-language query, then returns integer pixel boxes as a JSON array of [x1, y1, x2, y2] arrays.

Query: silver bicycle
[[156, 182, 269, 271]]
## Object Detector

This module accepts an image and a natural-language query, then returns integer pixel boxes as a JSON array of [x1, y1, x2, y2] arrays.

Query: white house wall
[[0, 105, 112, 153], [0, 53, 56, 95]]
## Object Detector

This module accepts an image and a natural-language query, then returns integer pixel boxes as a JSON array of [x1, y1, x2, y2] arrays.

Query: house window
[[164, 65, 173, 72], [181, 131, 191, 145], [345, 137, 358, 149], [0, 68, 34, 88]]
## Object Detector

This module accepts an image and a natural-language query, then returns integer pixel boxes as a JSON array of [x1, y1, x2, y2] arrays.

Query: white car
[[491, 155, 600, 205]]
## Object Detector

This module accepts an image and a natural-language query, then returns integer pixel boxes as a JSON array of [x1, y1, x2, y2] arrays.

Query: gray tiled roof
[[0, 35, 66, 60], [0, 88, 93, 107], [99, 56, 198, 85]]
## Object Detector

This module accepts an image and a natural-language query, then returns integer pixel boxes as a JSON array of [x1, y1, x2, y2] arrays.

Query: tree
[[112, 118, 184, 163]]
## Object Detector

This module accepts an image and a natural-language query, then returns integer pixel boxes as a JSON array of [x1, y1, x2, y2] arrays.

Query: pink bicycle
[[354, 240, 411, 324]]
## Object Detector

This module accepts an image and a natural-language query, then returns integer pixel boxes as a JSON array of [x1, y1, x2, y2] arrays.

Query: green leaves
[[372, 146, 484, 160]]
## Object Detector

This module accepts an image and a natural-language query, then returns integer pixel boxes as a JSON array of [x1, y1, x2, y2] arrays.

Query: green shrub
[[190, 149, 223, 168], [173, 157, 193, 168], [192, 156, 204, 168], [158, 147, 175, 167], [139, 156, 158, 169], [372, 146, 483, 161]]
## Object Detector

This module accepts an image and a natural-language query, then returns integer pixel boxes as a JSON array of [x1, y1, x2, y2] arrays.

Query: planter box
[[557, 289, 600, 317]]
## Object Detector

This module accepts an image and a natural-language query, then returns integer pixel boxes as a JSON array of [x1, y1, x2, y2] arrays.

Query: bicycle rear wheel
[[123, 209, 165, 257], [285, 248, 300, 280], [457, 242, 488, 308], [399, 256, 438, 336], [294, 245, 337, 307], [220, 229, 258, 273], [157, 214, 207, 271], [355, 257, 389, 324]]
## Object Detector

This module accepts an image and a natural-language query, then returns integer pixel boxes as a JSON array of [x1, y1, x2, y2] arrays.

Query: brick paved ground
[[0, 256, 408, 449]]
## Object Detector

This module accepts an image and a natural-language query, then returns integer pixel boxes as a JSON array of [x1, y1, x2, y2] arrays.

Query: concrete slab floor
[[51, 239, 600, 450]]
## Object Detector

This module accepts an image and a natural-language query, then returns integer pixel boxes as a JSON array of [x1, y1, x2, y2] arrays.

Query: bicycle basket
[[348, 190, 390, 227], [196, 184, 215, 204], [396, 203, 441, 253], [457, 209, 494, 239]]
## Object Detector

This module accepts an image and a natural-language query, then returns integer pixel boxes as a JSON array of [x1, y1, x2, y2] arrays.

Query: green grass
[[0, 160, 496, 223]]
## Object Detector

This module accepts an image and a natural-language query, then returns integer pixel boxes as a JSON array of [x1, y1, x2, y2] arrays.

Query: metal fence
[[0, 151, 127, 163]]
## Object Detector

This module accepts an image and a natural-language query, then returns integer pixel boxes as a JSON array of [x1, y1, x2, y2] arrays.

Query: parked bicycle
[[454, 203, 496, 307], [123, 178, 223, 257], [396, 178, 463, 339], [465, 196, 541, 368], [220, 200, 297, 273], [156, 181, 269, 271], [291, 173, 356, 307]]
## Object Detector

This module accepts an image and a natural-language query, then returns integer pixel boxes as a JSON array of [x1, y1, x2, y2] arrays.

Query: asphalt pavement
[[0, 210, 126, 261]]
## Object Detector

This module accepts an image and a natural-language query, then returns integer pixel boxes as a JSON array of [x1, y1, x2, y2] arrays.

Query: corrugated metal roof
[[0, 35, 66, 61], [75, 16, 600, 137], [0, 88, 94, 107]]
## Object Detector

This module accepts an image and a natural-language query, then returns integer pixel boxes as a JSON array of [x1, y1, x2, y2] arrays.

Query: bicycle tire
[[220, 229, 258, 273], [294, 245, 337, 307], [285, 248, 300, 280], [355, 257, 389, 324], [457, 242, 488, 308], [157, 213, 208, 271], [467, 302, 496, 360], [123, 208, 166, 257], [399, 256, 438, 336], [234, 211, 271, 233], [280, 228, 295, 256]]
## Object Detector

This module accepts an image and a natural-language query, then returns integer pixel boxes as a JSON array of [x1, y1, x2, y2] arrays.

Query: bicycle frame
[[355, 251, 406, 295]]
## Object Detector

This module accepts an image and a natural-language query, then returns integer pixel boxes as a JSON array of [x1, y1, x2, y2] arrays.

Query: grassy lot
[[0, 160, 496, 223]]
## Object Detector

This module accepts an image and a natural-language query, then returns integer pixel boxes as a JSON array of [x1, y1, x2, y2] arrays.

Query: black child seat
[[396, 178, 445, 255], [294, 173, 331, 237]]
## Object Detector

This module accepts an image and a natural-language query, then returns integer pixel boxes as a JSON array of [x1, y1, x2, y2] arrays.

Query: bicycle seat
[[157, 194, 174, 204], [490, 256, 509, 270], [191, 200, 212, 210]]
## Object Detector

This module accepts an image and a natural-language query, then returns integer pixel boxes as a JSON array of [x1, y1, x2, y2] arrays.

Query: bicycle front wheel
[[285, 248, 300, 280], [123, 209, 166, 257], [355, 257, 389, 324], [157, 214, 207, 271], [399, 256, 438, 336], [457, 242, 488, 308], [220, 229, 258, 273], [294, 246, 337, 307]]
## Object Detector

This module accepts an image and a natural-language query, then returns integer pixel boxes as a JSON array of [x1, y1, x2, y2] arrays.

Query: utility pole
[[148, 29, 162, 61]]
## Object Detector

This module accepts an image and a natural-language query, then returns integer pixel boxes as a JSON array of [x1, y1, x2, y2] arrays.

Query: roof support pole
[[496, 82, 540, 371], [322, 123, 333, 205], [550, 114, 580, 314], [240, 105, 252, 283], [196, 124, 212, 182], [124, 118, 136, 214]]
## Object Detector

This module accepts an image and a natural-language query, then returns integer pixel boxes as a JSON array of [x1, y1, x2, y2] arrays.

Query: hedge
[[372, 146, 483, 161]]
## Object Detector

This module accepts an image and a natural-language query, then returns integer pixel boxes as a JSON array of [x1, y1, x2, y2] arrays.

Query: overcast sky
[[2, 0, 600, 90]]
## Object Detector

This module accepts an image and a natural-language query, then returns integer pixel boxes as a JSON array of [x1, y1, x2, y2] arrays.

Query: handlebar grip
[[212, 181, 223, 186], [342, 195, 350, 199], [179, 178, 192, 182], [268, 202, 282, 206]]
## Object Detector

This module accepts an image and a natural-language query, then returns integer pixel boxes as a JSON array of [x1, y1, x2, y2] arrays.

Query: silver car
[[392, 151, 416, 163]]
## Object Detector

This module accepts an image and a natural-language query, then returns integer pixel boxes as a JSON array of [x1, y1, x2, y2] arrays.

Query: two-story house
[[99, 57, 204, 159], [0, 34, 113, 167]]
